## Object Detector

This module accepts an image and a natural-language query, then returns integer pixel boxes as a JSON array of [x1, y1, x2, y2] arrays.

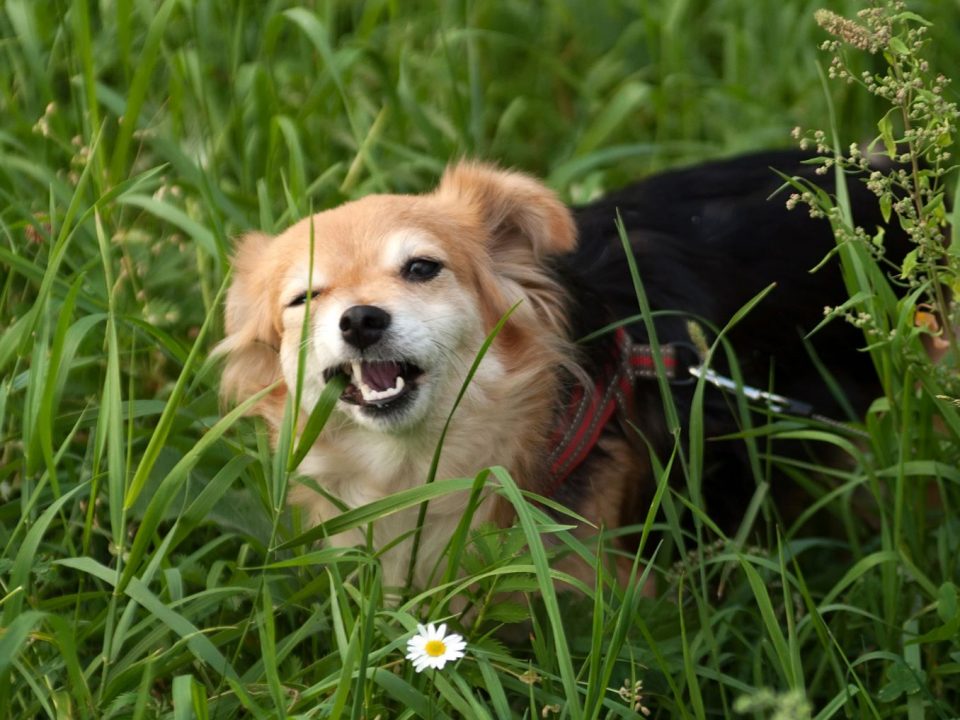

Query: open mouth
[[323, 360, 425, 411]]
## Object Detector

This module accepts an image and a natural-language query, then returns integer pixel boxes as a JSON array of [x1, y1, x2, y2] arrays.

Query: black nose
[[339, 305, 391, 350]]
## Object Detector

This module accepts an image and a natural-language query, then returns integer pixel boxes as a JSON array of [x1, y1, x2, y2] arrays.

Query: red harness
[[545, 329, 679, 496]]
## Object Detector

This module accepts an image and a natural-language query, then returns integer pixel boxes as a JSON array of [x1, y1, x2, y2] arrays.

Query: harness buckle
[[666, 342, 701, 386]]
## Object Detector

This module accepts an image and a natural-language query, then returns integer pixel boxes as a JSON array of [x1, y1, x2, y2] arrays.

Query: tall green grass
[[1, 0, 958, 717]]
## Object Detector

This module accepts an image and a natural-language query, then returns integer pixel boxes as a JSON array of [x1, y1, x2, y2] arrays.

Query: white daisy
[[405, 622, 467, 673]]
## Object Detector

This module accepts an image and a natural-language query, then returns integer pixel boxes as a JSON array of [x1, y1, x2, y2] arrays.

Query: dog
[[217, 150, 905, 589]]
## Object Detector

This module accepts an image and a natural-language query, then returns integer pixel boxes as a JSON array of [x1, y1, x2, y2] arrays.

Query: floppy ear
[[436, 162, 577, 259], [215, 232, 284, 406], [436, 162, 577, 342]]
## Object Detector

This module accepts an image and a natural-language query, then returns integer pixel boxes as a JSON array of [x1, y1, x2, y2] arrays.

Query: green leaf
[[878, 109, 897, 157], [169, 455, 254, 551], [907, 613, 960, 645], [888, 36, 909, 56], [482, 600, 530, 624], [575, 81, 651, 156], [124, 273, 232, 511], [119, 382, 277, 592], [738, 556, 797, 687], [108, 0, 177, 181], [491, 467, 584, 719], [938, 582, 959, 623], [370, 669, 448, 719], [877, 662, 924, 702], [900, 248, 918, 279], [814, 685, 861, 720], [476, 657, 512, 720], [118, 193, 221, 261], [289, 373, 347, 471], [0, 611, 44, 675], [879, 193, 892, 224], [892, 11, 932, 26], [172, 675, 195, 720], [275, 476, 478, 550], [4, 483, 90, 626], [57, 556, 240, 681]]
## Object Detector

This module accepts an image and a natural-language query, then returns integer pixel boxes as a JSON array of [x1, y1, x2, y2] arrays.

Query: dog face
[[219, 163, 577, 435], [275, 214, 492, 431]]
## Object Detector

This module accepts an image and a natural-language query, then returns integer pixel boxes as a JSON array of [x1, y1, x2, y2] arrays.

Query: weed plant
[[1, 1, 958, 718]]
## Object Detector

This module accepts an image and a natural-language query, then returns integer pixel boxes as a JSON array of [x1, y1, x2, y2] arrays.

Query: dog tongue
[[361, 361, 403, 391]]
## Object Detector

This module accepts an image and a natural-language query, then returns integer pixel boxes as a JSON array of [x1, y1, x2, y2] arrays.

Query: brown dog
[[218, 152, 904, 589]]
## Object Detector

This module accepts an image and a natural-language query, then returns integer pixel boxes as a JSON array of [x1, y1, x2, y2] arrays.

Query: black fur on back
[[554, 150, 910, 531]]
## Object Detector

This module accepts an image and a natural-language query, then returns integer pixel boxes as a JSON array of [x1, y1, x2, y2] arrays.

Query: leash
[[688, 365, 870, 439], [688, 365, 813, 416], [545, 329, 870, 493]]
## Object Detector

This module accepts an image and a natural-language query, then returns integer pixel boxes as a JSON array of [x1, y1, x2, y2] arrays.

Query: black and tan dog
[[218, 150, 903, 588]]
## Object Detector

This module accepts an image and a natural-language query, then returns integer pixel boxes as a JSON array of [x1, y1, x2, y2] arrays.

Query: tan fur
[[217, 162, 625, 589]]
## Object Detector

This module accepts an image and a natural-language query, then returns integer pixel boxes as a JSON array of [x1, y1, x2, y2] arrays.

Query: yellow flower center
[[424, 639, 447, 657]]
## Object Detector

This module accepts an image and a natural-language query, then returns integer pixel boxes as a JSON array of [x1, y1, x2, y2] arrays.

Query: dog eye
[[287, 291, 316, 307], [402, 258, 442, 282]]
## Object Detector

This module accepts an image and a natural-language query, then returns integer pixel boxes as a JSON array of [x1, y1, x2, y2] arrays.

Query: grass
[[1, 0, 959, 717]]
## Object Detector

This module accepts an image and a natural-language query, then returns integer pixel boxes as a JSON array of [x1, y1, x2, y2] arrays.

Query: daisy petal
[[404, 620, 469, 673]]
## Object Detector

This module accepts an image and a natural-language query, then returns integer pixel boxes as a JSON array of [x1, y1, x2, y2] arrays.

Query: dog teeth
[[358, 375, 405, 403], [348, 361, 406, 403]]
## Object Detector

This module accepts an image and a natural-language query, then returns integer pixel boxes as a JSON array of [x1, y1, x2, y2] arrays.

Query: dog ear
[[436, 162, 576, 342], [436, 162, 577, 259], [215, 232, 284, 406]]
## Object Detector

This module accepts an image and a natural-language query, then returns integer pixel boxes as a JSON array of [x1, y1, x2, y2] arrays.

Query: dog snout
[[339, 305, 391, 350]]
